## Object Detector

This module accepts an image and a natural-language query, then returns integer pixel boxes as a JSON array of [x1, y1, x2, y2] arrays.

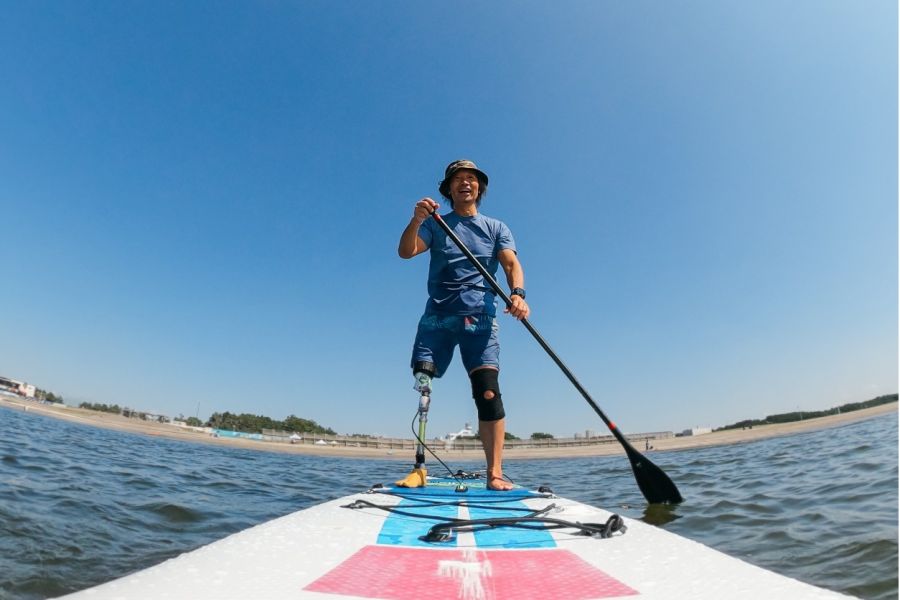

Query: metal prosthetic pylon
[[394, 376, 431, 488]]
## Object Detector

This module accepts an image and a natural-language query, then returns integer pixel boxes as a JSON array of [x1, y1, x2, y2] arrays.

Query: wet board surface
[[61, 477, 855, 599]]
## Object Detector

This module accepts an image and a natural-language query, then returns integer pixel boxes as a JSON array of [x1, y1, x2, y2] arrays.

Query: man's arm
[[398, 198, 438, 258], [498, 248, 530, 320]]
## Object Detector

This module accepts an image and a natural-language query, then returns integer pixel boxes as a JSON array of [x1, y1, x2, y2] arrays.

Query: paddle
[[428, 209, 684, 504]]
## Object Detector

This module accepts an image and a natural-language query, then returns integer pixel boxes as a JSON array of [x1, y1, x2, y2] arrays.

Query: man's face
[[450, 170, 480, 205]]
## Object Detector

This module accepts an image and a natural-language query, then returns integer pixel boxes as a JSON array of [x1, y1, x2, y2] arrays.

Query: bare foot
[[487, 476, 514, 491]]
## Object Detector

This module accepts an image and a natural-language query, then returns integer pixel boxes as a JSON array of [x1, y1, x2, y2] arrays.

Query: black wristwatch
[[511, 287, 526, 300]]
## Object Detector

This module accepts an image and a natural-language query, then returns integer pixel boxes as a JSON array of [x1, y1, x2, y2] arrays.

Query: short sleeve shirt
[[417, 212, 516, 317]]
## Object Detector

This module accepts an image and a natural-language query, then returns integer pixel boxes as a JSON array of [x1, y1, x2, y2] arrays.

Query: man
[[396, 159, 529, 491]]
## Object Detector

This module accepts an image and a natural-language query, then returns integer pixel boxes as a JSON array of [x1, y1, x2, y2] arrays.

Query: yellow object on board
[[394, 467, 427, 488]]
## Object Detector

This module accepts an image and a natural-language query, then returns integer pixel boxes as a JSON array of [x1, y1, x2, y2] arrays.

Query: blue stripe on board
[[469, 500, 556, 548], [375, 480, 555, 549], [376, 498, 459, 547]]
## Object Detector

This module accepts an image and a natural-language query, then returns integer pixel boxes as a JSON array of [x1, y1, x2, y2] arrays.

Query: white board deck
[[60, 478, 855, 600]]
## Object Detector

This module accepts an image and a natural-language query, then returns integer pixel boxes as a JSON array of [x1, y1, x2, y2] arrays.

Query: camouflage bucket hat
[[438, 159, 489, 200]]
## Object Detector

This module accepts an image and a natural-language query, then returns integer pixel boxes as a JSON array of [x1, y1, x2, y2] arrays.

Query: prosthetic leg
[[395, 369, 433, 488]]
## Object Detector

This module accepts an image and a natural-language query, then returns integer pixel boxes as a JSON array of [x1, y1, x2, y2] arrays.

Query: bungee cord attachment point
[[420, 513, 628, 543]]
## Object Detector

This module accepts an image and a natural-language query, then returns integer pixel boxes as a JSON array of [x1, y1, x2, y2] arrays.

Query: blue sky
[[2, 1, 896, 439]]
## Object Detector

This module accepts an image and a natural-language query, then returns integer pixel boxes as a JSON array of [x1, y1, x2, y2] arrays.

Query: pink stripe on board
[[305, 545, 639, 600]]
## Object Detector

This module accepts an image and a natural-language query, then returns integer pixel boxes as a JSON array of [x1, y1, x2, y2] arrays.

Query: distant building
[[680, 427, 712, 436], [445, 423, 476, 442], [0, 376, 35, 398], [443, 423, 476, 449], [143, 413, 169, 423]]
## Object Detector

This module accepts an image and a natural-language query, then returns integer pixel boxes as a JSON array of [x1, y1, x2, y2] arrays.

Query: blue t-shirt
[[418, 212, 516, 317]]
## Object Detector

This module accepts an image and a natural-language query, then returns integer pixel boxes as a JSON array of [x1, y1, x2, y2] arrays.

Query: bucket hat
[[438, 159, 489, 200]]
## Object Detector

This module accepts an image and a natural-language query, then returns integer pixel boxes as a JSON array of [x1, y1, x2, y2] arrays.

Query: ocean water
[[0, 405, 896, 600]]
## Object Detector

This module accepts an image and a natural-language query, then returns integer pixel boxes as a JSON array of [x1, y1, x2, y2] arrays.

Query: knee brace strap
[[470, 369, 505, 422]]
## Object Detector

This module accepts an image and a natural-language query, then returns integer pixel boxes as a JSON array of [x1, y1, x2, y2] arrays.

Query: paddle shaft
[[428, 212, 620, 437], [428, 210, 683, 504]]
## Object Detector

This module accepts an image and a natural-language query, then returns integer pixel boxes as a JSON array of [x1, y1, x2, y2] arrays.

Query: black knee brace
[[470, 369, 505, 422]]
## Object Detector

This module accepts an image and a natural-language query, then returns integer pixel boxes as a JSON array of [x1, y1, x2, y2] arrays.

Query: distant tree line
[[472, 431, 521, 441], [716, 394, 897, 431], [207, 412, 336, 435], [79, 402, 123, 414], [35, 389, 63, 403], [77, 403, 168, 422], [74, 403, 337, 434]]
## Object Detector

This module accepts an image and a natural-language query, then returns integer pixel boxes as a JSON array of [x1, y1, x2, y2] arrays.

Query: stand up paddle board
[[59, 475, 854, 599]]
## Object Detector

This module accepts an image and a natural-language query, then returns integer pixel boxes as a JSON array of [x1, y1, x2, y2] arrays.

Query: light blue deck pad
[[376, 478, 556, 549]]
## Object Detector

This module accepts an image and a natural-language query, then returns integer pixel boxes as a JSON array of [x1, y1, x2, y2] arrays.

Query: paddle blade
[[623, 443, 683, 504]]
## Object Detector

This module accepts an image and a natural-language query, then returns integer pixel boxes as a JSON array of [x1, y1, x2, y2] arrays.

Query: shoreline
[[1, 395, 895, 461]]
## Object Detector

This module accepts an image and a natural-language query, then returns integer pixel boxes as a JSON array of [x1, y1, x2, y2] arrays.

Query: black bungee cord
[[408, 409, 516, 492], [409, 410, 473, 492], [355, 418, 628, 542], [343, 493, 627, 543]]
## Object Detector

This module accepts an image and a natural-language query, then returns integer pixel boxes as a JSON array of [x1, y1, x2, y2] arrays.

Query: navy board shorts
[[411, 313, 500, 378]]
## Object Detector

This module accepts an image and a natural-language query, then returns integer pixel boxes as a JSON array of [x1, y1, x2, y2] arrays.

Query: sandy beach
[[2, 394, 895, 461]]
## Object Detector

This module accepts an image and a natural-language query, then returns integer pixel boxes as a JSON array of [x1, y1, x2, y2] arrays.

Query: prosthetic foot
[[394, 466, 427, 488], [395, 370, 432, 488]]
